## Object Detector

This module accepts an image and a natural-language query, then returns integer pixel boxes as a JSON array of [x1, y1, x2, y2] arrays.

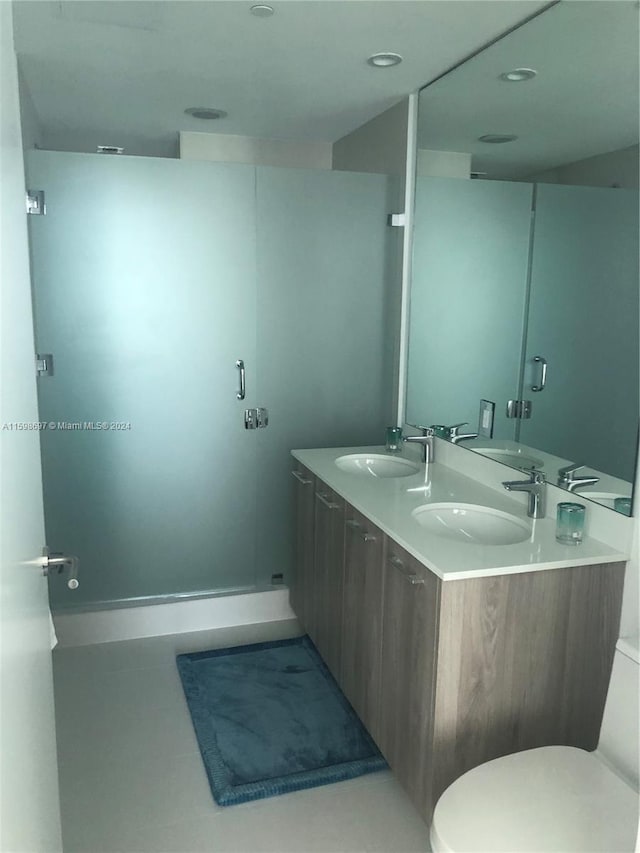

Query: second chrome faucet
[[403, 426, 435, 464], [557, 463, 600, 492], [502, 470, 546, 519]]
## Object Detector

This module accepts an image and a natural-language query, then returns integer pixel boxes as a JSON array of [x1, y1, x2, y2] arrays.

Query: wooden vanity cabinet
[[378, 557, 625, 824], [341, 506, 385, 741], [427, 561, 625, 814], [291, 470, 626, 826], [312, 483, 345, 681]]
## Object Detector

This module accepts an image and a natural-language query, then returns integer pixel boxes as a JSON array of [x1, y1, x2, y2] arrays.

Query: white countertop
[[292, 446, 629, 582]]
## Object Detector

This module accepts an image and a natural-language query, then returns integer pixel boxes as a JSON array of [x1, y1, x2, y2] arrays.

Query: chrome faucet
[[403, 426, 435, 464], [448, 423, 479, 445], [502, 470, 546, 519], [557, 463, 600, 492]]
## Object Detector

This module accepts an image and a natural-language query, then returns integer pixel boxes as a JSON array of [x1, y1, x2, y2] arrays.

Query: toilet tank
[[597, 635, 639, 789]]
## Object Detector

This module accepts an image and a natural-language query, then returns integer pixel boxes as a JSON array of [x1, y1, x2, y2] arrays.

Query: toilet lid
[[430, 746, 639, 853]]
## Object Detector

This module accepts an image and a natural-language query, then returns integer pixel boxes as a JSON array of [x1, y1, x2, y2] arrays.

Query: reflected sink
[[335, 454, 420, 479], [412, 503, 531, 545], [475, 448, 544, 471]]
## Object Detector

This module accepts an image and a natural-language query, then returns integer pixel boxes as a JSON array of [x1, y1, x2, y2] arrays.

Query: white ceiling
[[13, 0, 546, 157], [417, 1, 640, 178]]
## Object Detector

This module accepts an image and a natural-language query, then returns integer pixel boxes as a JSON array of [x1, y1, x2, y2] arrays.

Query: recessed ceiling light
[[478, 134, 518, 144], [500, 68, 537, 82], [184, 108, 228, 120], [250, 4, 274, 16], [367, 52, 403, 68]]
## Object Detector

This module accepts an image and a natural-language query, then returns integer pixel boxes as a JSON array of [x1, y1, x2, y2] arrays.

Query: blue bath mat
[[177, 635, 386, 806]]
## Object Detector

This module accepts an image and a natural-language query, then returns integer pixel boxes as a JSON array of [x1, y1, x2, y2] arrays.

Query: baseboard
[[53, 588, 296, 648]]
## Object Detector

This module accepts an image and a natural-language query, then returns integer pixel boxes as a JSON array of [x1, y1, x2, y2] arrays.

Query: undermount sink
[[335, 453, 420, 479], [412, 502, 531, 546], [475, 448, 544, 471]]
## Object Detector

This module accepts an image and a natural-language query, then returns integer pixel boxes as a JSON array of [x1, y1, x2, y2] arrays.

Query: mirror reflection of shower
[[407, 0, 639, 515]]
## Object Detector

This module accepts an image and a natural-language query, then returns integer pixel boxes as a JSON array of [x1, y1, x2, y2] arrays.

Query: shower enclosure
[[406, 175, 639, 482], [27, 150, 400, 610]]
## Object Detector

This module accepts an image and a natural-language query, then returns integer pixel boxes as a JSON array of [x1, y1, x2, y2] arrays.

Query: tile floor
[[53, 619, 432, 853]]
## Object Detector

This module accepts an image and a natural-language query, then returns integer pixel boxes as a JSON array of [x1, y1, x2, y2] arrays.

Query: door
[[0, 5, 62, 850], [27, 151, 258, 608], [520, 183, 639, 480], [26, 156, 395, 609]]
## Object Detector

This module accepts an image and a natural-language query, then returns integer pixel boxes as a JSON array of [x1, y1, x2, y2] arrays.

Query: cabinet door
[[342, 506, 385, 740], [290, 465, 315, 632], [379, 540, 440, 821], [313, 483, 345, 681]]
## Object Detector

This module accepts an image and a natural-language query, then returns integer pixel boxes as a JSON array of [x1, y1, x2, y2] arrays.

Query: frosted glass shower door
[[254, 167, 398, 586], [520, 184, 639, 480], [407, 176, 533, 437], [27, 151, 258, 608]]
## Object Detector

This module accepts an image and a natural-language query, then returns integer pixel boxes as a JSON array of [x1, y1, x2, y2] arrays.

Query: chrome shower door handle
[[236, 359, 246, 400], [531, 356, 547, 392]]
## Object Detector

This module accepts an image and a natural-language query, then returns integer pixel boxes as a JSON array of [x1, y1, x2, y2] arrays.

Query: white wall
[[529, 144, 639, 189], [417, 148, 471, 178], [17, 68, 43, 151], [180, 131, 332, 170], [332, 99, 409, 181], [331, 98, 410, 426]]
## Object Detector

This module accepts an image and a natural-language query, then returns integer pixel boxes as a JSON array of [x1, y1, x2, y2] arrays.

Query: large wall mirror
[[407, 0, 639, 515]]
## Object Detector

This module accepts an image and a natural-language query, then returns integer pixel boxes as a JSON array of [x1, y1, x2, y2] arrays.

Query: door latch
[[42, 547, 80, 589]]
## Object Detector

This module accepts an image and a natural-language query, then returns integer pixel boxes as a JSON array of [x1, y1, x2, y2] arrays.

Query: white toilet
[[430, 635, 640, 853]]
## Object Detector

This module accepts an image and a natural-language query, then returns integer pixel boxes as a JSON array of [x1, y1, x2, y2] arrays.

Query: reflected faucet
[[503, 471, 546, 519], [557, 463, 600, 492], [403, 426, 435, 464], [448, 423, 480, 445]]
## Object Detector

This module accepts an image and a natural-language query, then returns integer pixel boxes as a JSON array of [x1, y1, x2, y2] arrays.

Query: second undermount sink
[[474, 448, 544, 471], [412, 503, 531, 546], [335, 453, 420, 479]]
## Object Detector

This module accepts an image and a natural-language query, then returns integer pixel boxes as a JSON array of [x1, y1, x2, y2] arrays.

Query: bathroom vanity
[[290, 447, 627, 824]]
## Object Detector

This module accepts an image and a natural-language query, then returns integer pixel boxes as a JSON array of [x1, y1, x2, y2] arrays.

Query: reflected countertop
[[468, 438, 633, 504], [291, 446, 629, 582]]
